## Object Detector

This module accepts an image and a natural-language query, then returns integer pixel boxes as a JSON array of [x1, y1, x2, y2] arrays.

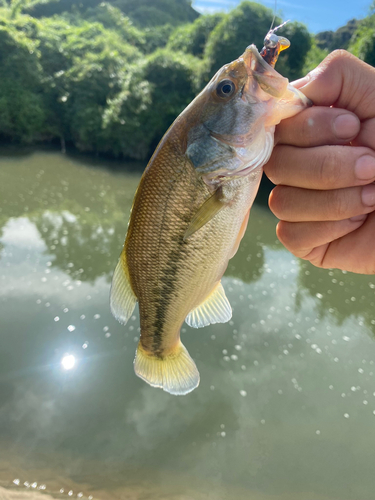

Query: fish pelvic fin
[[185, 281, 232, 328], [134, 341, 200, 396], [110, 249, 137, 325]]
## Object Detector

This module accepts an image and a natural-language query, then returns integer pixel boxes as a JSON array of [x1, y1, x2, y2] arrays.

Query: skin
[[264, 50, 375, 274]]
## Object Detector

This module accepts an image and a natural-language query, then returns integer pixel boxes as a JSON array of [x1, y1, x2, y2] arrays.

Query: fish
[[110, 29, 311, 395]]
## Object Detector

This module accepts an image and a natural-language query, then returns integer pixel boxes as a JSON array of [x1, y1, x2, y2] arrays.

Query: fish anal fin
[[134, 342, 200, 396], [110, 249, 137, 325], [184, 187, 226, 240], [185, 281, 232, 328]]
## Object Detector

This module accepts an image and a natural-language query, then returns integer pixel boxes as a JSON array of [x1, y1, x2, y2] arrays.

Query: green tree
[[102, 49, 201, 159], [57, 23, 142, 153], [100, 64, 153, 159], [142, 24, 175, 53], [0, 19, 47, 142], [2, 0, 368, 160], [315, 19, 359, 52], [348, 15, 375, 66], [302, 40, 328, 75], [204, 2, 277, 76], [83, 2, 145, 49], [111, 0, 199, 27], [204, 2, 310, 81], [24, 0, 199, 26], [167, 13, 224, 57], [24, 0, 102, 18]]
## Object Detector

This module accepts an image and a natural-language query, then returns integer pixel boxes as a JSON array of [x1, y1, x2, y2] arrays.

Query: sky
[[192, 0, 371, 34]]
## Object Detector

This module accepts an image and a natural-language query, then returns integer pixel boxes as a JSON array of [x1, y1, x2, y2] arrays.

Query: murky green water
[[0, 149, 375, 500]]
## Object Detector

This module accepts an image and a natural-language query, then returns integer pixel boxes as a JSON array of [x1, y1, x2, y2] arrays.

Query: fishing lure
[[260, 21, 291, 68]]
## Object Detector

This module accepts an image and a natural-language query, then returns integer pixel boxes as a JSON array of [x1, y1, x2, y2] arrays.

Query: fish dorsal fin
[[184, 187, 226, 240], [185, 281, 232, 328], [110, 249, 137, 325], [134, 341, 200, 396]]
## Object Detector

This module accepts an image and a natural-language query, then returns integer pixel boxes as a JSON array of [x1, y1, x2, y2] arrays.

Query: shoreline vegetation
[[1, 0, 374, 162]]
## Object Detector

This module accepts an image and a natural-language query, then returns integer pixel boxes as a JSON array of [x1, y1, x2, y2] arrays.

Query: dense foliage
[[347, 12, 375, 66], [0, 0, 374, 160], [315, 19, 359, 52]]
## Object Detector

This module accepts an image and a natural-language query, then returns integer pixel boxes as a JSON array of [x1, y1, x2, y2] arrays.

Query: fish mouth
[[243, 44, 277, 74], [241, 44, 312, 108]]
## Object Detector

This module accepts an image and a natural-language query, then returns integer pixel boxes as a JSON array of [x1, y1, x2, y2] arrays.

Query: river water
[[0, 149, 374, 500]]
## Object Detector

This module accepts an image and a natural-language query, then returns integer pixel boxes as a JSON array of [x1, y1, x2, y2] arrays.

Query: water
[[0, 149, 375, 500]]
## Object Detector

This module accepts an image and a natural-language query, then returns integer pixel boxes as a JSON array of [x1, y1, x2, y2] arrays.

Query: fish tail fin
[[134, 341, 200, 396]]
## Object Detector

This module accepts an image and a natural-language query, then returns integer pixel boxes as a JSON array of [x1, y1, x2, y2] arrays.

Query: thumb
[[292, 50, 375, 121]]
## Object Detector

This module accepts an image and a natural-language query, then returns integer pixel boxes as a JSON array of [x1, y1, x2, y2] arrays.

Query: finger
[[276, 216, 368, 259], [352, 117, 375, 150], [315, 212, 375, 273], [269, 184, 375, 222], [274, 106, 360, 147], [292, 50, 375, 121], [265, 145, 375, 190]]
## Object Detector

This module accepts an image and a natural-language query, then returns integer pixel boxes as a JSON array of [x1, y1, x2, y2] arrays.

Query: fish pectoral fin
[[134, 341, 200, 396], [110, 249, 137, 325], [185, 281, 232, 328], [184, 187, 226, 240]]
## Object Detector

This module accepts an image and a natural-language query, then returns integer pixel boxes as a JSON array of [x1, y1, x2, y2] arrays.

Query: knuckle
[[330, 189, 350, 219], [357, 87, 375, 117], [354, 124, 375, 151], [324, 50, 356, 72], [324, 51, 375, 110], [319, 147, 342, 187], [277, 222, 311, 258], [327, 49, 352, 63]]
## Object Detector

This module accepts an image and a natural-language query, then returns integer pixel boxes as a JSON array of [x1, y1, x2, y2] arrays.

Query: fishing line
[[270, 0, 277, 32], [269, 0, 290, 34]]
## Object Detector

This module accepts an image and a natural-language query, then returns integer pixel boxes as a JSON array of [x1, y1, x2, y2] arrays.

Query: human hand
[[264, 50, 375, 274]]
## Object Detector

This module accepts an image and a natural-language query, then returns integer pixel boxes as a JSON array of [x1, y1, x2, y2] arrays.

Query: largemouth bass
[[110, 32, 311, 395]]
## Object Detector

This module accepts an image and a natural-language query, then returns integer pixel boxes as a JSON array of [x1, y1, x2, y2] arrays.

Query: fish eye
[[216, 79, 236, 98]]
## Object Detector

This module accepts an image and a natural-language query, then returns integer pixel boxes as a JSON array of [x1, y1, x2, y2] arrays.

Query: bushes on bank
[[2, 0, 372, 160]]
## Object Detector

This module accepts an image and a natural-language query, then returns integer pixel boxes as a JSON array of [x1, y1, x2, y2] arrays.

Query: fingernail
[[333, 114, 360, 140], [355, 155, 375, 180], [350, 214, 367, 222], [362, 184, 375, 206]]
